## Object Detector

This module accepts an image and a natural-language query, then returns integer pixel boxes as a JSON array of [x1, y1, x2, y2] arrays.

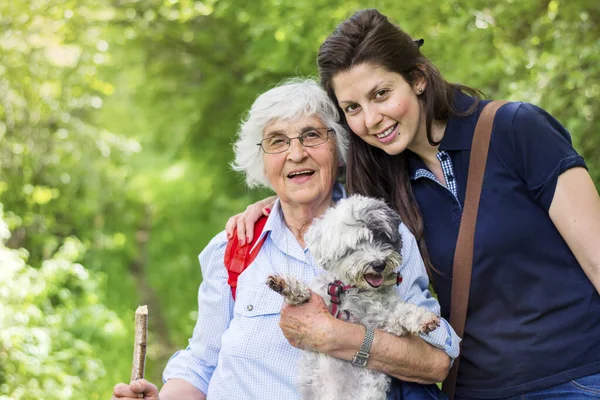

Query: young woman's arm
[[161, 232, 232, 396], [225, 196, 276, 244], [549, 167, 600, 294], [500, 103, 600, 294]]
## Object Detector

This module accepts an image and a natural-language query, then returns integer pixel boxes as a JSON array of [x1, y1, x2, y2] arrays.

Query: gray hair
[[232, 78, 349, 189]]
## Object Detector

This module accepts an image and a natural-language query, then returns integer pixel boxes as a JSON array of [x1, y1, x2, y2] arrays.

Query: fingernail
[[239, 239, 245, 246], [265, 208, 271, 214]]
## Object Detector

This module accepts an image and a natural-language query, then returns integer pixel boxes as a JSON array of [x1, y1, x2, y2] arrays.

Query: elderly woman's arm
[[161, 232, 232, 395], [279, 297, 450, 383], [279, 223, 459, 384], [160, 379, 206, 400], [112, 234, 230, 399]]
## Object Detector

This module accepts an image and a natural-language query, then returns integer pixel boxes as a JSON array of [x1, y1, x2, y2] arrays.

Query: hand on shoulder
[[225, 196, 277, 244]]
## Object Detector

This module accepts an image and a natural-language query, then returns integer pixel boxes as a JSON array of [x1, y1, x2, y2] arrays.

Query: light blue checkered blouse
[[162, 185, 460, 399]]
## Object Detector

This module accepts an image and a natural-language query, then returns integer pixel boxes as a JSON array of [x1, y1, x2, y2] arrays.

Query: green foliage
[[0, 206, 126, 400], [1, 0, 598, 397], [1, 1, 143, 397]]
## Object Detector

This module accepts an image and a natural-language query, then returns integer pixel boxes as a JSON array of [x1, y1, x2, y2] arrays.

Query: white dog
[[267, 194, 440, 400]]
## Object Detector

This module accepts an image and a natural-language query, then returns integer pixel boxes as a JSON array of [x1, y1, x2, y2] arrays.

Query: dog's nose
[[371, 260, 386, 273]]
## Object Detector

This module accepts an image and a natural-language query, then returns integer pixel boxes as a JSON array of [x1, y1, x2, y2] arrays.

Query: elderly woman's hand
[[279, 292, 341, 353], [111, 379, 159, 400], [225, 196, 277, 245]]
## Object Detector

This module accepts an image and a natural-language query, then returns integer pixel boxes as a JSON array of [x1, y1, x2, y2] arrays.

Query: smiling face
[[262, 114, 339, 212], [332, 63, 427, 156]]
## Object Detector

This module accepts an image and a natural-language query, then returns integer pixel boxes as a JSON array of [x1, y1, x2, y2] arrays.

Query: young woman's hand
[[225, 196, 276, 245]]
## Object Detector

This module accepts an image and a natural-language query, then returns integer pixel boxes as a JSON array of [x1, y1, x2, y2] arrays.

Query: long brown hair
[[318, 9, 481, 277]]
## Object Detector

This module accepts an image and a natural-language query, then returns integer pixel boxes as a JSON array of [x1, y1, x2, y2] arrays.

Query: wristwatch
[[351, 325, 375, 367]]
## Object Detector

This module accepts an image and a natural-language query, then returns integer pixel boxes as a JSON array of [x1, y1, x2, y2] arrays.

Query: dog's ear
[[305, 204, 348, 269], [383, 203, 403, 246], [384, 205, 401, 231]]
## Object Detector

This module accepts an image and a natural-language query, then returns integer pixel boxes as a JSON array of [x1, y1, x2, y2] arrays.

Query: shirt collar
[[407, 91, 483, 179], [249, 181, 346, 254], [406, 150, 428, 179], [438, 91, 481, 152]]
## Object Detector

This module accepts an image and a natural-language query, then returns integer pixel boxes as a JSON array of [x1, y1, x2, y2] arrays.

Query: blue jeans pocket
[[569, 373, 600, 396], [505, 373, 600, 399]]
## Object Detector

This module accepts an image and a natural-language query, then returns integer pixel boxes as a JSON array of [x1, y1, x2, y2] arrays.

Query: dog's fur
[[267, 195, 440, 400]]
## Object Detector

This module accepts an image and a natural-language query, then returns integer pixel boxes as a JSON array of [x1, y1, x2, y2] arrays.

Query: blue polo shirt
[[407, 92, 600, 399]]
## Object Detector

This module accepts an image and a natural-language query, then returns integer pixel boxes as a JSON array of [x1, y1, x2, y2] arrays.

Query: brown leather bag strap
[[442, 100, 508, 399]]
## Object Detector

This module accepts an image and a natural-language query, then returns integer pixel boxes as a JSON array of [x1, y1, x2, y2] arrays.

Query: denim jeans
[[504, 372, 600, 399], [387, 378, 447, 400]]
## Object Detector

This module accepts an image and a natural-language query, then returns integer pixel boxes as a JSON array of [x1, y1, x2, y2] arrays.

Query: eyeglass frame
[[257, 127, 334, 154]]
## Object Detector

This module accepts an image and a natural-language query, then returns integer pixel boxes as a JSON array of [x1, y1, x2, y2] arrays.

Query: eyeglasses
[[257, 128, 333, 154]]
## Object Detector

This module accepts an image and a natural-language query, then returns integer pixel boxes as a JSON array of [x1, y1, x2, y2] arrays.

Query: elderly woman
[[111, 79, 459, 400]]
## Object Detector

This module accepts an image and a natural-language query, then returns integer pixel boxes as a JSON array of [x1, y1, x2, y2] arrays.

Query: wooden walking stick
[[131, 305, 148, 382]]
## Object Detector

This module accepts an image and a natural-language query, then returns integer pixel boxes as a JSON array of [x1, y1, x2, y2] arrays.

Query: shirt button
[[440, 154, 449, 161], [246, 304, 253, 311], [447, 174, 455, 181]]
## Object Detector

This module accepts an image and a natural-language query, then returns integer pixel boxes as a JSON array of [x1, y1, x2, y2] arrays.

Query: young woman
[[227, 9, 600, 399]]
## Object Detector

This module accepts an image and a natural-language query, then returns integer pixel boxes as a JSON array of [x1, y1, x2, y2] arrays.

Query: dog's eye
[[373, 232, 389, 244]]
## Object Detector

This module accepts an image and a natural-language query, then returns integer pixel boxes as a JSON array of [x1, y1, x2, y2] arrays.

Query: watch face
[[351, 354, 369, 367]]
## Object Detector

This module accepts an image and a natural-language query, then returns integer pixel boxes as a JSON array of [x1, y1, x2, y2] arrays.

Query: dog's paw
[[389, 303, 442, 336], [266, 274, 311, 305], [420, 313, 440, 334], [266, 275, 288, 295]]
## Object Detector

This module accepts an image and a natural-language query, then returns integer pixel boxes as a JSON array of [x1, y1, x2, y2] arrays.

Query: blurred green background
[[1, 0, 598, 398]]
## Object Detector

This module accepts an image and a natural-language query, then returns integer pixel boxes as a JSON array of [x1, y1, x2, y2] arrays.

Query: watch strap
[[351, 325, 374, 367]]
